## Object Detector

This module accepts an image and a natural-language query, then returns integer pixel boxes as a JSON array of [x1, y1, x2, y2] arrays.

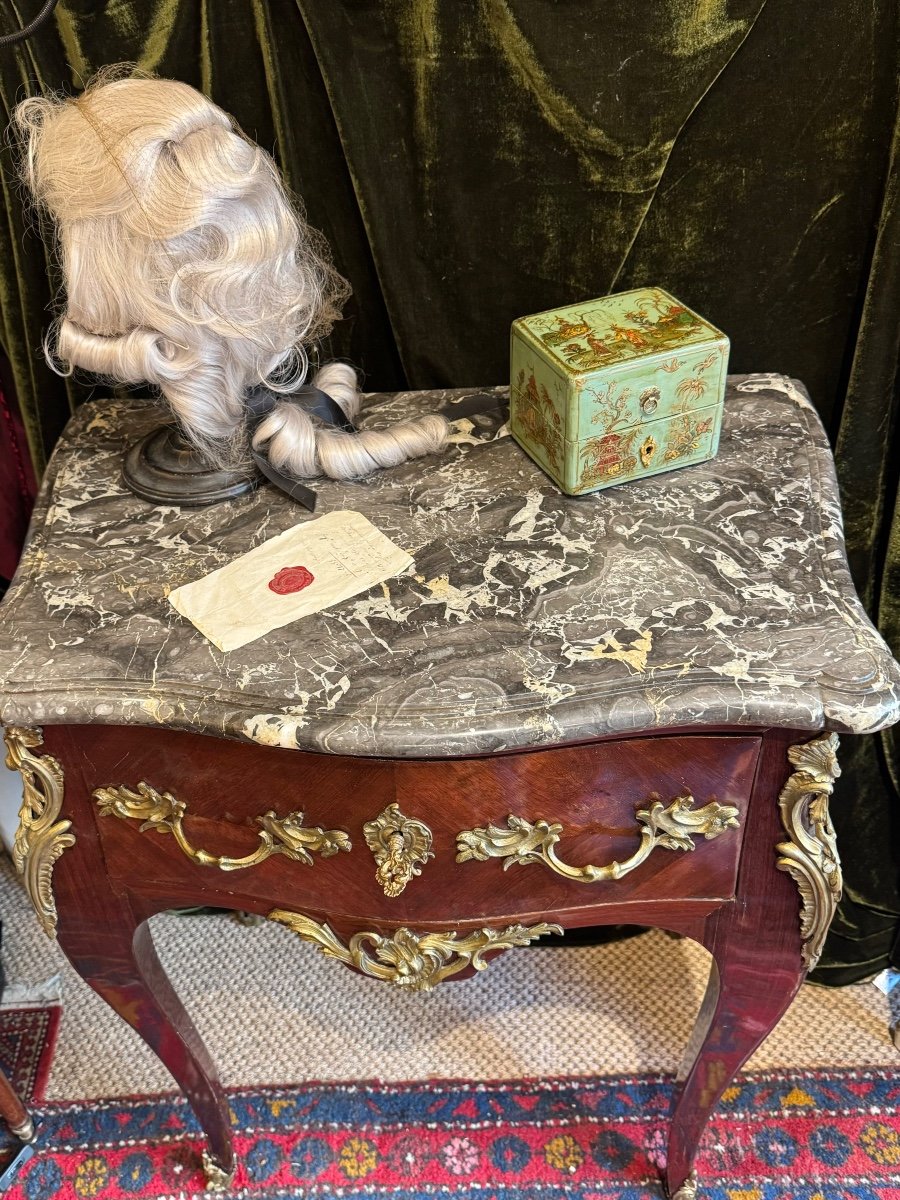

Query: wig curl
[[14, 71, 447, 479]]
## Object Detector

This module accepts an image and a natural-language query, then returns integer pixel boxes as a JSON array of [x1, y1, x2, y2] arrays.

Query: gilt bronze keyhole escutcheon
[[363, 803, 434, 896]]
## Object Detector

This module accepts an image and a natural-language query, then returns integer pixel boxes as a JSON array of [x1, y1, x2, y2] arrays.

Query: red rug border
[[9, 1064, 899, 1200]]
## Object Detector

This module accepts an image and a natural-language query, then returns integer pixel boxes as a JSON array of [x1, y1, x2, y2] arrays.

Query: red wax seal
[[268, 565, 315, 595]]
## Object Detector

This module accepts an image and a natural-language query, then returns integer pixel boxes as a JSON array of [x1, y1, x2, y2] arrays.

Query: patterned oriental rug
[[0, 1005, 59, 1103], [2, 1067, 899, 1200]]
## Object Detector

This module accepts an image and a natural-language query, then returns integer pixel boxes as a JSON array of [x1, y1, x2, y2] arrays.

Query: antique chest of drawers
[[1, 374, 898, 1199]]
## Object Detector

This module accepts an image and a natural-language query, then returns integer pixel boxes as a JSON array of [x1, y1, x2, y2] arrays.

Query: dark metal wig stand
[[122, 425, 256, 507]]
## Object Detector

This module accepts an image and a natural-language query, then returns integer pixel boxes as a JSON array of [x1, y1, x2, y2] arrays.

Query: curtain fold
[[819, 101, 900, 985], [0, 0, 897, 982]]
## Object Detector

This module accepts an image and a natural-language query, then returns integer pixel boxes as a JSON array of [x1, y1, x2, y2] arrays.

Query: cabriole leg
[[55, 903, 235, 1188], [666, 730, 839, 1198], [666, 940, 806, 1197]]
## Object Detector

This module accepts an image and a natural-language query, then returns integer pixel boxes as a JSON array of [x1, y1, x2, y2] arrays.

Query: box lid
[[515, 287, 726, 374]]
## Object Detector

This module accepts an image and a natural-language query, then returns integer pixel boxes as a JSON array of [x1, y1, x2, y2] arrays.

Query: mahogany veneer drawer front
[[47, 725, 759, 928]]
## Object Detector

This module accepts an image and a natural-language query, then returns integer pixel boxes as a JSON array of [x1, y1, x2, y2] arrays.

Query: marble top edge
[[1, 372, 899, 755]]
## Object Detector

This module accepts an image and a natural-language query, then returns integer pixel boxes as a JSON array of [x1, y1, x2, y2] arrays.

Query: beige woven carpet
[[0, 857, 895, 1101]]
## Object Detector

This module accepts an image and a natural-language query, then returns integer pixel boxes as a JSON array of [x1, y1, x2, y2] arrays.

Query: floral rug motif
[[3, 1067, 900, 1199]]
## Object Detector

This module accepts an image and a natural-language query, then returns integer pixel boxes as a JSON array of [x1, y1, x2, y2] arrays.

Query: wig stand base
[[123, 424, 256, 507]]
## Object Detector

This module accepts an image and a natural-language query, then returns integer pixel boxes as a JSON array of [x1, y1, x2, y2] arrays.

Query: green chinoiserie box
[[510, 287, 729, 495]]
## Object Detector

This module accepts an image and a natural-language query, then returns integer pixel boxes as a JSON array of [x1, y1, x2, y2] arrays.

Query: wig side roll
[[252, 361, 449, 482]]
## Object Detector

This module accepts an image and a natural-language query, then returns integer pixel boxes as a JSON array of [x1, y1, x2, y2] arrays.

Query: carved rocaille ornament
[[93, 781, 350, 870], [268, 911, 562, 991], [776, 732, 842, 970], [456, 793, 740, 883], [363, 802, 434, 897], [3, 725, 74, 939]]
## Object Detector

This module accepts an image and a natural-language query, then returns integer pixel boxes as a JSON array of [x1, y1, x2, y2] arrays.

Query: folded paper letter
[[168, 510, 413, 651]]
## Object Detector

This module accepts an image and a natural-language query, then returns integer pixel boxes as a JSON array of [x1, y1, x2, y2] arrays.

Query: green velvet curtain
[[0, 0, 898, 983]]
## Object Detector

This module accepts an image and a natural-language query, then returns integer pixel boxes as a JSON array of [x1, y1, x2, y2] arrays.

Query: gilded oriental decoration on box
[[510, 288, 729, 494]]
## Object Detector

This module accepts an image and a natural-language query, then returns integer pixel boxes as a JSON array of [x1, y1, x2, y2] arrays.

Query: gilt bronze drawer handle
[[93, 781, 350, 870], [456, 793, 740, 883], [268, 910, 562, 992], [363, 803, 434, 896]]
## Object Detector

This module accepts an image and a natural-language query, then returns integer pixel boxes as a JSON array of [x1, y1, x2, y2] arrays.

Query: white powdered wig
[[14, 70, 447, 478]]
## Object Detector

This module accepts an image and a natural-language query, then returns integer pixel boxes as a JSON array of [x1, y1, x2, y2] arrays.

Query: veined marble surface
[[1, 375, 898, 756]]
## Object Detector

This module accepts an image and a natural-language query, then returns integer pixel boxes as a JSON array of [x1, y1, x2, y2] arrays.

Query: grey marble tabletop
[[1, 374, 898, 756]]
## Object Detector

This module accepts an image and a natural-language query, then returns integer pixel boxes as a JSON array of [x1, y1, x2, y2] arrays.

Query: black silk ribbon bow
[[245, 384, 357, 511]]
